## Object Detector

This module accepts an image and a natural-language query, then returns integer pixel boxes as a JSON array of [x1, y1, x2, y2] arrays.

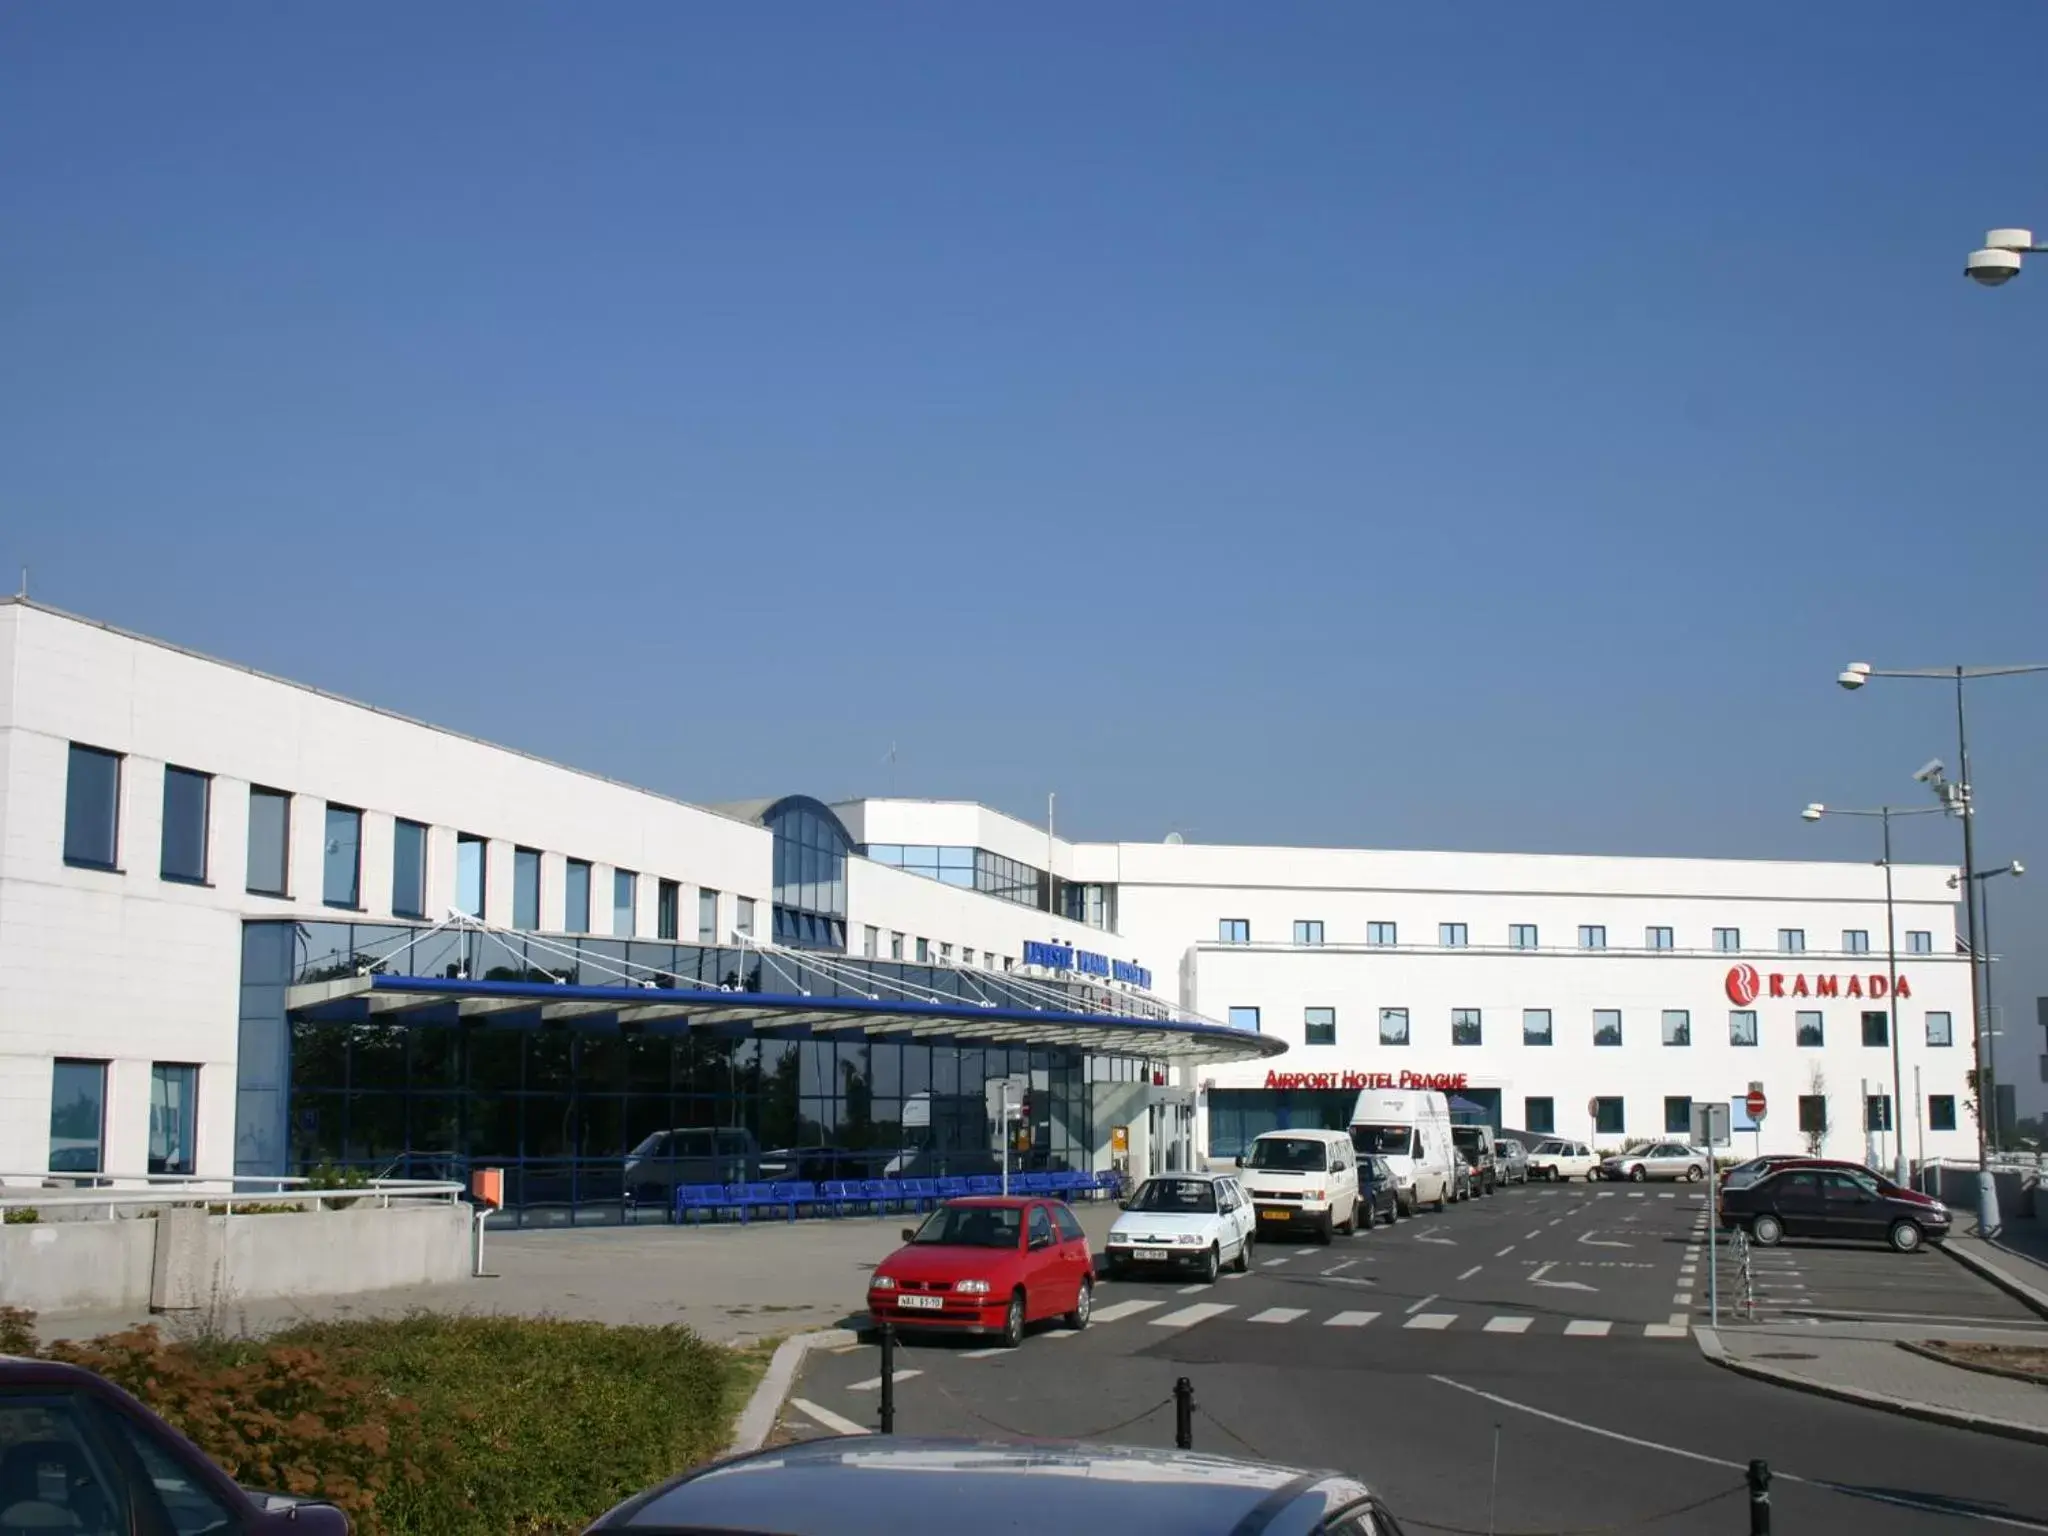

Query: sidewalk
[[1943, 1223, 2048, 1321]]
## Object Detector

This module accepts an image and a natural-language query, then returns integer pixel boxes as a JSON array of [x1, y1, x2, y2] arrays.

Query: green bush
[[2, 1207, 38, 1224]]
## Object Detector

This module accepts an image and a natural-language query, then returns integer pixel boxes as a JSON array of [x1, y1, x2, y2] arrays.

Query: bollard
[[1173, 1376, 1194, 1451], [878, 1322, 897, 1434], [1746, 1458, 1771, 1535]]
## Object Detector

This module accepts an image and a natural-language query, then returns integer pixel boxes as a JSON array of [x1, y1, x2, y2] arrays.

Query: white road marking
[[959, 1346, 1009, 1359], [1261, 1257, 1290, 1267], [1577, 1230, 1633, 1250], [1525, 1229, 1543, 1240], [1406, 1292, 1440, 1314], [1643, 1324, 1689, 1338], [1405, 1312, 1456, 1330], [1090, 1299, 1165, 1324], [1627, 1192, 1645, 1199], [1673, 1292, 1693, 1305], [1325, 1275, 1378, 1287], [789, 1397, 871, 1436], [1326, 1310, 1380, 1327], [1221, 1271, 1250, 1281], [1658, 1192, 1675, 1199], [1548, 1218, 1563, 1226], [1668, 1313, 1690, 1328], [1415, 1232, 1458, 1246], [1456, 1265, 1483, 1281], [848, 1369, 922, 1392], [1496, 1245, 1516, 1257], [1249, 1307, 1309, 1324], [1563, 1320, 1612, 1337], [1324, 1258, 1358, 1275], [1178, 1284, 1208, 1295], [1483, 1316, 1534, 1334], [1294, 1247, 1320, 1256], [1528, 1262, 1595, 1292], [1149, 1302, 1235, 1329]]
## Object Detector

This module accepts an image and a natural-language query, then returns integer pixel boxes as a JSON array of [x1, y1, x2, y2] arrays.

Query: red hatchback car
[[867, 1197, 1095, 1348]]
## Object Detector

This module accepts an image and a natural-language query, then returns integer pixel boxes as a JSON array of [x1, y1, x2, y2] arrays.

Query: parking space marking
[[1149, 1302, 1236, 1329], [1222, 1271, 1250, 1281], [1496, 1245, 1516, 1257], [1406, 1293, 1441, 1314], [1673, 1291, 1693, 1306], [1457, 1265, 1483, 1281], [1090, 1299, 1165, 1324], [1525, 1229, 1543, 1240], [1177, 1284, 1209, 1295], [959, 1346, 1010, 1359], [1628, 1192, 1645, 1199], [1643, 1324, 1689, 1338], [1483, 1316, 1534, 1334], [1668, 1312, 1689, 1328], [1294, 1247, 1320, 1256], [1563, 1320, 1612, 1337], [1326, 1311, 1380, 1328], [1405, 1313, 1457, 1330], [848, 1369, 922, 1392], [789, 1398, 871, 1436], [1324, 1258, 1358, 1275], [1261, 1257, 1290, 1268], [1250, 1307, 1309, 1325]]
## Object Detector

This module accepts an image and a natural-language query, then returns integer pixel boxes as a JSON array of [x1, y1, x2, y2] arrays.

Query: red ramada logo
[[1726, 964, 1761, 1006]]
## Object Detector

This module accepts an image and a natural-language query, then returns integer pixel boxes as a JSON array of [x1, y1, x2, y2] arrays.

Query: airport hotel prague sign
[[1021, 940, 1152, 991], [1723, 963, 1912, 1007], [1262, 1070, 1471, 1092]]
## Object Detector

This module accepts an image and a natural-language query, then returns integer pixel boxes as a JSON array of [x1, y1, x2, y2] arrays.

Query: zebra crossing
[[1062, 1296, 1688, 1341]]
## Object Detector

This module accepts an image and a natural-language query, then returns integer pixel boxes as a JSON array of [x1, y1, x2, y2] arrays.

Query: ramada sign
[[1724, 963, 1912, 1007], [1263, 1070, 1469, 1092]]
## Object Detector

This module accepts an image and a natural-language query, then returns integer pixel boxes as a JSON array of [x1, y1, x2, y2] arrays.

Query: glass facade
[[565, 859, 592, 934], [50, 1059, 106, 1173], [614, 870, 637, 937], [392, 820, 427, 919], [657, 880, 680, 941], [863, 842, 1047, 913], [247, 787, 291, 896], [160, 766, 210, 884], [150, 1063, 198, 1175], [64, 744, 122, 869], [456, 835, 486, 919], [513, 848, 542, 930], [1206, 1088, 1352, 1159], [1303, 1006, 1335, 1045], [322, 805, 361, 909]]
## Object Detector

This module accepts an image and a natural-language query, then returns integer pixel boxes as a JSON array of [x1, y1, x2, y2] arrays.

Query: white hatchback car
[[1103, 1172, 1256, 1283], [1527, 1139, 1597, 1181]]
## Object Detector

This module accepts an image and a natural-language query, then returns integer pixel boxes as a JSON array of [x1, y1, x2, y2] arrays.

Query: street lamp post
[[1838, 662, 2048, 1234], [1964, 227, 2046, 286], [1801, 800, 1947, 1187], [1954, 860, 2025, 1150]]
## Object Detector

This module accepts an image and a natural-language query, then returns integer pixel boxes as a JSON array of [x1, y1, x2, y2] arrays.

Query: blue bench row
[[673, 1170, 1125, 1224]]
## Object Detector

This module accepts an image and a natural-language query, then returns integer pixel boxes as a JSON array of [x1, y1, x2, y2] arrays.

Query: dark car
[[1719, 1165, 1952, 1252], [587, 1435, 1405, 1535], [1357, 1154, 1401, 1226], [1450, 1126, 1496, 1196], [0, 1355, 349, 1535]]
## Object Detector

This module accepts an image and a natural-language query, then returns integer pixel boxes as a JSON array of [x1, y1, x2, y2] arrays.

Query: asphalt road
[[793, 1180, 2048, 1534]]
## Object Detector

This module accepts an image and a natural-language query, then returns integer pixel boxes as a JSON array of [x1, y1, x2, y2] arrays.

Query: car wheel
[[1434, 1185, 1448, 1212], [1065, 1277, 1093, 1329], [1629, 1165, 1647, 1183], [1201, 1244, 1221, 1284], [1001, 1290, 1026, 1349], [1234, 1229, 1253, 1272], [1752, 1214, 1783, 1247], [1686, 1165, 1704, 1183], [1103, 1259, 1123, 1283], [1318, 1211, 1335, 1245], [1889, 1220, 1924, 1254]]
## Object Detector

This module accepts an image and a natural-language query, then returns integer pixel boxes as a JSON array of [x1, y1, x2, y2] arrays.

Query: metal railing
[[0, 1172, 465, 1219]]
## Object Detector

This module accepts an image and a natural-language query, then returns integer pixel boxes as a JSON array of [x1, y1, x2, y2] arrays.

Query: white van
[[1236, 1129, 1362, 1243], [1347, 1089, 1457, 1214]]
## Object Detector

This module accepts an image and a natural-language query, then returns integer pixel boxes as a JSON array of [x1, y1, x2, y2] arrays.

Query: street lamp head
[[1912, 759, 1946, 785], [1838, 662, 1872, 691], [2008, 860, 2025, 879], [1802, 804, 1825, 822], [1967, 247, 2024, 286]]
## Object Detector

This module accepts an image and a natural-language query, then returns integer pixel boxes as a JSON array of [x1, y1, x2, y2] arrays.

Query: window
[[737, 896, 756, 938], [1229, 1006, 1262, 1034], [962, 948, 974, 966], [1843, 930, 1870, 954], [1662, 1009, 1691, 1047], [1729, 1010, 1758, 1047], [1779, 928, 1805, 954], [1440, 922, 1467, 948], [1367, 921, 1397, 946], [863, 925, 879, 958], [1525, 1097, 1555, 1135], [1304, 1007, 1336, 1046], [613, 869, 637, 937], [1509, 924, 1538, 949], [1714, 927, 1741, 952], [159, 766, 210, 883], [1796, 1011, 1824, 1047], [1907, 930, 1933, 955], [1593, 1097, 1625, 1136], [1929, 1095, 1958, 1132], [1861, 1010, 1889, 1048], [1294, 920, 1324, 946], [1646, 926, 1673, 951], [1579, 925, 1606, 950], [49, 1058, 106, 1173], [1219, 919, 1250, 944], [456, 833, 487, 918], [657, 879, 681, 941], [1379, 1007, 1410, 1046], [938, 941, 951, 962], [101, 1403, 239, 1535], [1523, 1008, 1552, 1046], [513, 847, 542, 930], [149, 1063, 198, 1176], [390, 819, 426, 918], [698, 888, 719, 942], [915, 938, 930, 963], [889, 931, 904, 960], [1798, 1094, 1828, 1137], [565, 858, 592, 933], [1865, 1095, 1894, 1133], [246, 786, 291, 895], [1664, 1095, 1693, 1135], [1451, 1008, 1482, 1046], [1593, 1009, 1622, 1047], [63, 743, 122, 869], [321, 804, 362, 908], [1926, 1011, 1953, 1047]]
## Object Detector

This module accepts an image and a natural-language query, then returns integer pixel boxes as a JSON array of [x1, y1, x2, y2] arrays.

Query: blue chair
[[1017, 1172, 1052, 1194], [858, 1178, 895, 1215], [674, 1184, 728, 1224], [733, 1182, 781, 1224], [902, 1177, 939, 1211], [820, 1179, 859, 1216], [1093, 1169, 1125, 1202], [934, 1176, 970, 1200], [779, 1181, 817, 1221], [1055, 1170, 1089, 1199], [965, 1175, 1001, 1196]]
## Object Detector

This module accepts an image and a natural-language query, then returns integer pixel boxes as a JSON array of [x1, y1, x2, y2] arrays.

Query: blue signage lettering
[[1023, 940, 1152, 991]]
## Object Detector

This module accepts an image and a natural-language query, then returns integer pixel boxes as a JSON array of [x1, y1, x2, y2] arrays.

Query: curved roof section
[[711, 795, 853, 843]]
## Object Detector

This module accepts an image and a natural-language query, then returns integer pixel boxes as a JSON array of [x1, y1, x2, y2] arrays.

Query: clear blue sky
[[6, 6, 2046, 1107]]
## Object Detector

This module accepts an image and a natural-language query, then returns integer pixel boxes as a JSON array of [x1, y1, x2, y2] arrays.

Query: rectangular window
[[1798, 1095, 1828, 1137], [1861, 1010, 1889, 1048], [1646, 926, 1674, 951], [148, 1063, 198, 1176], [963, 948, 975, 966], [1729, 1010, 1758, 1047], [1843, 930, 1870, 955], [1714, 927, 1740, 952], [49, 1059, 107, 1173], [938, 940, 951, 962], [1294, 920, 1324, 946], [1439, 922, 1468, 948], [1367, 921, 1397, 946], [737, 896, 756, 938], [1579, 925, 1607, 950], [657, 879, 680, 941], [1379, 1007, 1410, 1046], [1451, 1007, 1482, 1046], [613, 869, 637, 937], [698, 888, 719, 942], [1523, 1008, 1553, 1046], [64, 742, 124, 870], [1926, 1011, 1953, 1047], [391, 819, 427, 919], [513, 847, 542, 931], [1779, 928, 1805, 954], [1929, 1095, 1958, 1132], [159, 766, 210, 883], [1865, 1095, 1894, 1133], [456, 834, 486, 918], [1219, 919, 1250, 944], [863, 925, 879, 958], [1664, 1095, 1693, 1135], [1907, 931, 1933, 955], [915, 938, 930, 963], [1593, 1009, 1622, 1047], [1796, 1011, 1824, 1047], [1510, 924, 1538, 949], [1662, 1009, 1691, 1047], [1304, 1007, 1336, 1046], [1525, 1097, 1556, 1135], [321, 804, 362, 908], [1593, 1097, 1625, 1136], [564, 858, 592, 933], [889, 931, 904, 961], [1228, 1006, 1261, 1034], [246, 787, 291, 896]]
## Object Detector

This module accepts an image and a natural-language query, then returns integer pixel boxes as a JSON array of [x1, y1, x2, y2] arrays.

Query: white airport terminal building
[[0, 599, 1976, 1219]]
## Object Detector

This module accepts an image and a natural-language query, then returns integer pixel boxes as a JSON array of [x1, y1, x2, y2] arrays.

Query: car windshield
[[1126, 1178, 1219, 1214], [1532, 1140, 1564, 1155], [909, 1204, 1021, 1248], [1350, 1125, 1414, 1157], [1244, 1137, 1328, 1171], [1494, 1142, 1516, 1157], [1451, 1128, 1487, 1160]]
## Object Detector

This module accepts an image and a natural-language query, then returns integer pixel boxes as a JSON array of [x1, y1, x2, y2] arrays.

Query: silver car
[[1597, 1140, 1710, 1183], [1492, 1139, 1530, 1185]]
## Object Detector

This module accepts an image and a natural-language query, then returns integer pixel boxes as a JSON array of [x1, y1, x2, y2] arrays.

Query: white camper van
[[1347, 1088, 1457, 1214]]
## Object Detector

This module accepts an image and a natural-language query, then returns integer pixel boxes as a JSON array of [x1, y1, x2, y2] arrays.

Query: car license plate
[[1260, 1209, 1291, 1221], [1133, 1248, 1170, 1262], [897, 1294, 943, 1311]]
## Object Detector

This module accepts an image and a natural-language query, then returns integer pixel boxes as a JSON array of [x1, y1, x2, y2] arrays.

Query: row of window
[[1520, 1092, 1948, 1138], [49, 1058, 198, 1175], [857, 925, 1015, 972], [1226, 1004, 1955, 1049], [1236, 919, 1939, 955]]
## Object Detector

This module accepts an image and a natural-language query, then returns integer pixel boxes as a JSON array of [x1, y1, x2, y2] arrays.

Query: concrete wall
[[0, 1218, 157, 1314]]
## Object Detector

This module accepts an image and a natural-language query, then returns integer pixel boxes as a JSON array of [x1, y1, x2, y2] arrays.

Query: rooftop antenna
[[884, 742, 898, 796], [16, 567, 25, 599]]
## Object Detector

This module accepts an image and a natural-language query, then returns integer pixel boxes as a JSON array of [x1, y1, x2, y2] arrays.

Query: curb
[[1897, 1338, 2048, 1387], [727, 1328, 858, 1456], [1939, 1241, 2048, 1323], [1694, 1327, 2048, 1448]]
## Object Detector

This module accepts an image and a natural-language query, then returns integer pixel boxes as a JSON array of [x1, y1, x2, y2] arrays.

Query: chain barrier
[[1389, 1483, 1747, 1536], [920, 1374, 1175, 1443]]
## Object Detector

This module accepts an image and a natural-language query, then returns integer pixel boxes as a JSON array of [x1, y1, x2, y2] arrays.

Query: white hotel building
[[0, 600, 1974, 1217]]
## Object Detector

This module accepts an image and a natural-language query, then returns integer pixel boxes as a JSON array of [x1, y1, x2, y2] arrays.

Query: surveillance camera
[[1913, 759, 1946, 784], [1966, 248, 2024, 286]]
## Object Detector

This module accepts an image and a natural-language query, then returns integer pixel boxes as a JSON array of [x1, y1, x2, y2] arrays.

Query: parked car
[[0, 1356, 350, 1535], [1357, 1154, 1402, 1225], [1104, 1172, 1254, 1281], [1451, 1125, 1498, 1195], [586, 1435, 1407, 1535], [1237, 1128, 1363, 1242], [1596, 1141, 1710, 1183], [1720, 1166, 1951, 1252], [1451, 1160, 1473, 1202], [867, 1197, 1094, 1347], [1719, 1154, 1811, 1192], [1527, 1139, 1596, 1181], [1492, 1140, 1530, 1185]]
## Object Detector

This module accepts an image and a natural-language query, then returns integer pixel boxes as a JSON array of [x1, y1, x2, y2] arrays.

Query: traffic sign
[[1586, 1096, 1598, 1120], [1744, 1088, 1768, 1122]]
